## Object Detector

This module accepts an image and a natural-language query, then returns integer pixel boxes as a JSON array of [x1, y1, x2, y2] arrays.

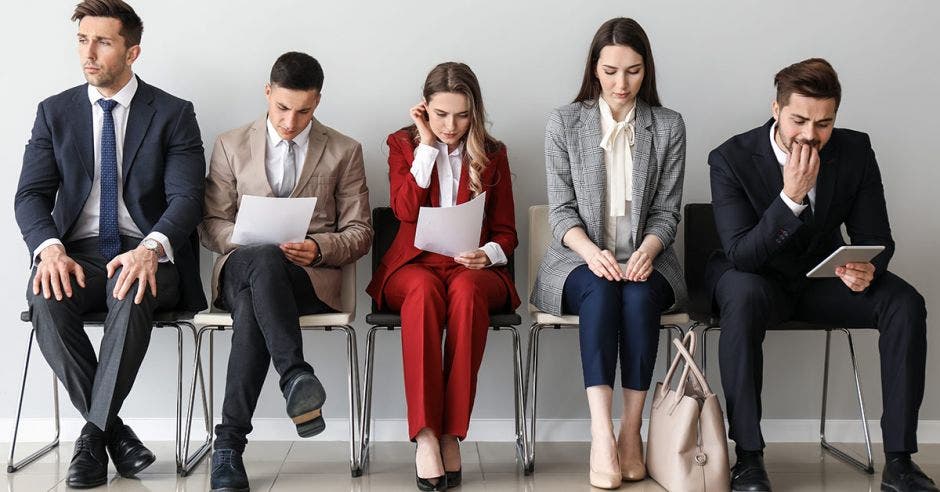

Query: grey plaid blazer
[[530, 99, 688, 316]]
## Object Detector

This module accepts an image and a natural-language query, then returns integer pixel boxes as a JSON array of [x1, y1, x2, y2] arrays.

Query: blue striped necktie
[[97, 98, 120, 260]]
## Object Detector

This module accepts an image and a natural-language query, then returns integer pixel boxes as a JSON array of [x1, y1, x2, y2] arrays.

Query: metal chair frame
[[699, 323, 875, 474], [8, 311, 211, 476]]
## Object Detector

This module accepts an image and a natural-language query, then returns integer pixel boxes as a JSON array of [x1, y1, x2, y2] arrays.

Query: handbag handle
[[653, 331, 695, 407]]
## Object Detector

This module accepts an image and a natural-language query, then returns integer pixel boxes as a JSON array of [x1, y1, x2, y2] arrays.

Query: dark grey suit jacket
[[14, 78, 208, 312], [531, 99, 688, 316]]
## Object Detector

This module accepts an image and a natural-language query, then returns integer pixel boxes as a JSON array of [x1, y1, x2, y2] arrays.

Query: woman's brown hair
[[573, 17, 661, 107], [408, 62, 500, 198]]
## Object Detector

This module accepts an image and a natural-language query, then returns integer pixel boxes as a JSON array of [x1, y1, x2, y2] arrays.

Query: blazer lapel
[[754, 119, 785, 203], [248, 116, 275, 197], [68, 88, 95, 181], [631, 100, 653, 242], [813, 142, 840, 225], [122, 79, 156, 183], [290, 118, 327, 197], [577, 103, 606, 238], [456, 154, 471, 204]]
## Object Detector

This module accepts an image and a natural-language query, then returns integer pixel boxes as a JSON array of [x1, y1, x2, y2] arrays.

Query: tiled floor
[[2, 441, 939, 491]]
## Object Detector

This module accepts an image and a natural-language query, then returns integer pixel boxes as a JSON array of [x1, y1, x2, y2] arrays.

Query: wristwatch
[[142, 238, 161, 255]]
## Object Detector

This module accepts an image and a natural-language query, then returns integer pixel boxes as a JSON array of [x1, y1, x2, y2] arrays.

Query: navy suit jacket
[[14, 78, 208, 312], [705, 119, 895, 300]]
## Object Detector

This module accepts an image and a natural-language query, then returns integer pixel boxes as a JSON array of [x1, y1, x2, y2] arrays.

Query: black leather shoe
[[210, 448, 250, 492], [731, 452, 772, 492], [416, 470, 447, 491], [66, 431, 109, 489], [882, 457, 939, 492], [283, 372, 326, 437], [106, 423, 156, 477], [445, 469, 462, 488]]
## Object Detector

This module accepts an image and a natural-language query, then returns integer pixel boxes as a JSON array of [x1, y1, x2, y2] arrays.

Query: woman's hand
[[455, 249, 491, 270], [586, 248, 624, 281], [410, 100, 436, 147], [623, 249, 653, 282]]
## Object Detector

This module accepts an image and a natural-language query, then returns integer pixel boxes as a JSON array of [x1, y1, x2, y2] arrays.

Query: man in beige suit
[[199, 52, 372, 492]]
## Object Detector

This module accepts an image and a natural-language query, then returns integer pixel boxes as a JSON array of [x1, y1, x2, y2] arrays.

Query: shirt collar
[[769, 121, 789, 166], [266, 118, 313, 148], [598, 96, 636, 126], [87, 73, 138, 109], [435, 140, 464, 158]]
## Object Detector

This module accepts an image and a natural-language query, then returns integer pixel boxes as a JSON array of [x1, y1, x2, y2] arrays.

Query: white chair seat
[[194, 311, 354, 327], [528, 308, 689, 327]]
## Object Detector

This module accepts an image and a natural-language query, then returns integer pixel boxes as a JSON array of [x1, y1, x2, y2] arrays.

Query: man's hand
[[280, 239, 319, 267], [107, 245, 159, 304], [782, 141, 820, 204], [835, 262, 875, 292], [454, 249, 491, 270], [33, 244, 85, 300]]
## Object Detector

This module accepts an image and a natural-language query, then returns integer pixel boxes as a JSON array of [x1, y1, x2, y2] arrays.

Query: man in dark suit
[[13, 0, 206, 488], [707, 58, 933, 492]]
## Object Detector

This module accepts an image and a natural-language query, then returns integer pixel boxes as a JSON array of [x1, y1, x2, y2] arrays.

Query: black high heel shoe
[[415, 445, 447, 491], [445, 469, 462, 488]]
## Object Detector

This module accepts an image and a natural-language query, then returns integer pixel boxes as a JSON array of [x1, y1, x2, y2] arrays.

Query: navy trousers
[[562, 265, 675, 390]]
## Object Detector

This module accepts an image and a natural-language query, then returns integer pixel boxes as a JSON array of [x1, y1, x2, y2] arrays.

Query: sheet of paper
[[414, 192, 486, 257], [231, 195, 317, 246]]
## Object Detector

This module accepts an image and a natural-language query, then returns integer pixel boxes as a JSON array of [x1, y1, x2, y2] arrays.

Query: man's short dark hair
[[71, 0, 143, 48], [774, 58, 842, 110], [270, 52, 324, 92]]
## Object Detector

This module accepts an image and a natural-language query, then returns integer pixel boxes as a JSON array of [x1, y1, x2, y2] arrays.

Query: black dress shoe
[[66, 431, 109, 489], [731, 452, 772, 492], [416, 470, 447, 491], [210, 448, 250, 492], [283, 372, 327, 437], [106, 423, 156, 477], [882, 457, 939, 492], [445, 469, 462, 488]]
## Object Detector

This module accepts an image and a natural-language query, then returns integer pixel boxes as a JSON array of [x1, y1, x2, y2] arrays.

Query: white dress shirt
[[771, 122, 816, 216], [598, 97, 636, 261], [34, 74, 173, 262], [410, 141, 507, 266], [265, 118, 311, 195]]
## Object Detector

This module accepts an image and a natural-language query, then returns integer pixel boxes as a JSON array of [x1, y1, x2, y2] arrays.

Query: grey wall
[[2, 0, 938, 437]]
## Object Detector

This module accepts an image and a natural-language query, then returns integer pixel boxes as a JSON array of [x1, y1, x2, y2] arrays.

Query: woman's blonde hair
[[409, 62, 500, 197]]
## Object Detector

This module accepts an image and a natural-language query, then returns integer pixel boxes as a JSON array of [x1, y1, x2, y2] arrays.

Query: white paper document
[[414, 192, 486, 257], [231, 195, 317, 246]]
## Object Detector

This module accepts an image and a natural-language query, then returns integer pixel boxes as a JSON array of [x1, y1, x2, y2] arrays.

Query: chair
[[524, 205, 688, 473], [359, 207, 530, 474], [683, 202, 874, 474], [8, 310, 211, 476], [184, 261, 363, 477]]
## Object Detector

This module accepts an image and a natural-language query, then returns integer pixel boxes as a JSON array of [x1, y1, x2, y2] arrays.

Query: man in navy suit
[[707, 58, 933, 492], [13, 0, 206, 487]]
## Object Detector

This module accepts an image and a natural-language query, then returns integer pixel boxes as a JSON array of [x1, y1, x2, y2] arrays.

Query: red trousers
[[383, 254, 509, 440]]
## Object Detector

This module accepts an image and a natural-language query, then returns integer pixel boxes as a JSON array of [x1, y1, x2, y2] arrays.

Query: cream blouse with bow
[[598, 97, 636, 262]]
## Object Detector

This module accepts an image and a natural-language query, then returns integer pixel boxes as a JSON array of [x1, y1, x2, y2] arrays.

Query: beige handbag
[[647, 331, 730, 492]]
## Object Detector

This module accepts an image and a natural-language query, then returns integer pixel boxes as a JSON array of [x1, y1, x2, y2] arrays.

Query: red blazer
[[367, 129, 521, 310]]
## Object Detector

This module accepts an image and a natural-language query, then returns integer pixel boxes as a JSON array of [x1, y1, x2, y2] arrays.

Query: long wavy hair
[[574, 17, 661, 107], [408, 62, 500, 197]]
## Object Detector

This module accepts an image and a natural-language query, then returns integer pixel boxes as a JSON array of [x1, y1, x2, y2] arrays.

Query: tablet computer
[[806, 245, 886, 278]]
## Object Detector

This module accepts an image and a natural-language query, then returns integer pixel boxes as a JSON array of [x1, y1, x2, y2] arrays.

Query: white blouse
[[598, 97, 636, 262]]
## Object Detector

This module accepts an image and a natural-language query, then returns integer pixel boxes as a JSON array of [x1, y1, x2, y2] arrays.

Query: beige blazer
[[199, 116, 373, 311]]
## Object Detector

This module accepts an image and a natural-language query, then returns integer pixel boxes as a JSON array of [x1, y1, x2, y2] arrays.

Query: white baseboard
[[3, 417, 940, 444]]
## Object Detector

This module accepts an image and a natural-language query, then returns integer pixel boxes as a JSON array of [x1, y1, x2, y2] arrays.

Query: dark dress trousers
[[14, 79, 207, 431], [706, 119, 926, 453]]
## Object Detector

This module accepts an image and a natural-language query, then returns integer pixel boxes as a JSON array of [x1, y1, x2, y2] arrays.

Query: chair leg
[[504, 326, 531, 475], [334, 325, 363, 477], [7, 328, 61, 473], [820, 328, 875, 474], [359, 326, 381, 473], [700, 324, 719, 378], [523, 323, 547, 474], [181, 324, 215, 476]]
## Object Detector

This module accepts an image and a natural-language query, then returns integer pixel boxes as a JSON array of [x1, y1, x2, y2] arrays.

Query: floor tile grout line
[[269, 441, 295, 490], [474, 441, 486, 481]]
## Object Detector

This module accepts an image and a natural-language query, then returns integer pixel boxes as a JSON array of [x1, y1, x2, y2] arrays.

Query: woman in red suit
[[367, 62, 519, 491]]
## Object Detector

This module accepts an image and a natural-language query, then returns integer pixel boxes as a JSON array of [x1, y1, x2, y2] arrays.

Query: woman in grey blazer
[[530, 17, 687, 489]]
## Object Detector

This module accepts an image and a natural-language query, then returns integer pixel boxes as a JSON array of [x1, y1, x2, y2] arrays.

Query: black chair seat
[[366, 311, 521, 327], [20, 310, 195, 324]]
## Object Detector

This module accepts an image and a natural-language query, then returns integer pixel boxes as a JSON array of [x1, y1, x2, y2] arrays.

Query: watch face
[[143, 239, 159, 250]]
